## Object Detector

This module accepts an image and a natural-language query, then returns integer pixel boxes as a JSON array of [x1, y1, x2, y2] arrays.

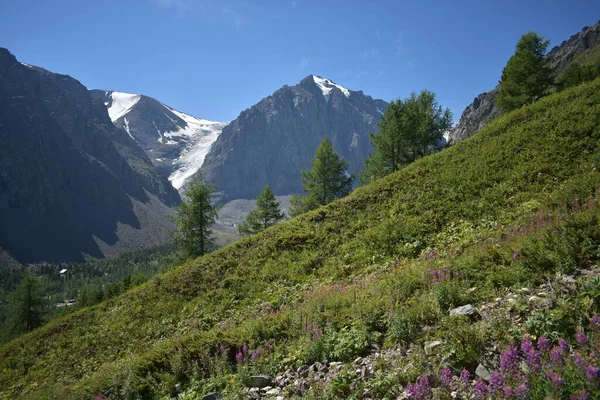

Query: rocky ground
[[197, 265, 600, 400]]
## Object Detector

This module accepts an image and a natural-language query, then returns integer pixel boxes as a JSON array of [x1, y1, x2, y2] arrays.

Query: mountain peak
[[310, 75, 351, 101]]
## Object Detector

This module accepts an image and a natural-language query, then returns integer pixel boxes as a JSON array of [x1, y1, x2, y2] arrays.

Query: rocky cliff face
[[0, 48, 181, 264], [90, 90, 227, 190], [448, 22, 600, 144], [197, 75, 388, 202]]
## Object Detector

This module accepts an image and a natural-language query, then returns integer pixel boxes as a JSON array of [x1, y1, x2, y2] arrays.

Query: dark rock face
[[448, 86, 501, 145], [198, 75, 388, 202], [448, 22, 600, 145], [90, 90, 226, 189], [0, 48, 181, 264], [547, 22, 600, 73]]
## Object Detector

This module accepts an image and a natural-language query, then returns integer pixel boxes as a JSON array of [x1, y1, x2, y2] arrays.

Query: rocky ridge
[[448, 21, 600, 144]]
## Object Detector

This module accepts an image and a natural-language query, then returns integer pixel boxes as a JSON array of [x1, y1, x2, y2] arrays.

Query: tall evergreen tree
[[13, 272, 43, 333], [362, 90, 452, 183], [238, 185, 285, 236], [173, 176, 218, 258], [290, 137, 353, 216], [496, 32, 554, 112]]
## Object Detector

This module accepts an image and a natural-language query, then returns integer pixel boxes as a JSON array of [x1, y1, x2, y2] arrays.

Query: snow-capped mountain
[[91, 90, 228, 190], [197, 75, 388, 202], [0, 48, 181, 263]]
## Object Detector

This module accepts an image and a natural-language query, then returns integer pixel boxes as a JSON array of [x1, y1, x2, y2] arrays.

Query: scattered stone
[[476, 364, 492, 381], [354, 357, 363, 364], [528, 296, 543, 304], [424, 340, 443, 355], [519, 287, 531, 294], [560, 275, 577, 284], [265, 387, 281, 396], [449, 304, 477, 317], [251, 375, 273, 389], [297, 365, 308, 374]]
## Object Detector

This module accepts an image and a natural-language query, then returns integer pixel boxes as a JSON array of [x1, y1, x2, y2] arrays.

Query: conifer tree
[[290, 137, 353, 216], [496, 32, 554, 112], [362, 90, 452, 183], [238, 185, 285, 236], [13, 273, 43, 333], [173, 176, 217, 258]]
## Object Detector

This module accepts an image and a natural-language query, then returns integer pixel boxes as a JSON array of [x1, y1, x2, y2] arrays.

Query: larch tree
[[238, 185, 285, 236], [173, 176, 218, 258], [496, 32, 554, 112], [362, 90, 452, 183]]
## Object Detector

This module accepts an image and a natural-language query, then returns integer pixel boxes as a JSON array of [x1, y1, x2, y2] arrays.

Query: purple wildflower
[[500, 344, 519, 372], [473, 380, 488, 399], [513, 252, 519, 260], [515, 384, 529, 397], [242, 344, 248, 355], [546, 371, 564, 391], [251, 348, 260, 360], [489, 372, 504, 394], [521, 337, 534, 354], [440, 367, 453, 387], [550, 347, 564, 366], [558, 338, 569, 353], [571, 352, 585, 368], [575, 331, 589, 347], [264, 342, 271, 351], [537, 336, 550, 353], [503, 386, 514, 398], [460, 368, 471, 384], [235, 352, 244, 363], [570, 389, 590, 400], [591, 314, 600, 331], [406, 375, 432, 399], [585, 365, 599, 382]]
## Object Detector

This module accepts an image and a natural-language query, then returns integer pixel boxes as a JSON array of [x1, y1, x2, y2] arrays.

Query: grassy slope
[[2, 79, 600, 399]]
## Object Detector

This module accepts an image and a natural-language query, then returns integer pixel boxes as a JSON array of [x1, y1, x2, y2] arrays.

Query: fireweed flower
[[500, 344, 519, 372], [473, 380, 488, 399], [591, 314, 600, 331], [406, 376, 432, 399], [537, 336, 550, 353], [546, 371, 564, 391], [515, 384, 529, 397], [558, 338, 569, 353], [440, 367, 453, 387], [570, 389, 590, 400], [550, 347, 564, 366], [460, 368, 471, 384], [585, 365, 599, 382], [489, 372, 504, 394], [575, 331, 589, 347], [521, 337, 534, 354]]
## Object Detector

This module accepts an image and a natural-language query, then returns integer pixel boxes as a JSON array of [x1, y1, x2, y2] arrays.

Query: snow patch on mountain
[[123, 117, 134, 140], [163, 103, 228, 189], [313, 75, 350, 102], [107, 92, 141, 122]]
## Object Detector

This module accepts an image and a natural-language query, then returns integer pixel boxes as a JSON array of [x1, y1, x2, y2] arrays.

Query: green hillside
[[2, 79, 600, 399]]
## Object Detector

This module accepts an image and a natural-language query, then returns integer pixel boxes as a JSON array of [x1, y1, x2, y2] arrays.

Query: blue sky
[[1, 0, 599, 123]]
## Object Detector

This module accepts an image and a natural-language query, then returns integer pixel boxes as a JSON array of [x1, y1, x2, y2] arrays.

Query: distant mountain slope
[[1, 77, 599, 398], [91, 90, 227, 190], [0, 48, 181, 263], [448, 21, 600, 144], [197, 75, 388, 202]]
